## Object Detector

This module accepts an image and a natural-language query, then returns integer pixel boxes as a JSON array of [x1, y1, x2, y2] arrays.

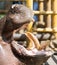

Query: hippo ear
[[11, 4, 16, 9]]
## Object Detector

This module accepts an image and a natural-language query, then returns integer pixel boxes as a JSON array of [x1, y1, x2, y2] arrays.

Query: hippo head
[[7, 4, 34, 24], [2, 4, 34, 42], [0, 4, 53, 65]]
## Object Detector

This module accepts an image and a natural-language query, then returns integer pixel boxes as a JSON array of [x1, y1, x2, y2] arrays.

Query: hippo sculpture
[[0, 4, 53, 65]]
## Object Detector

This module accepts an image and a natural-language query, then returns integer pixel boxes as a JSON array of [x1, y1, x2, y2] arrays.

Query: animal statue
[[0, 4, 53, 65]]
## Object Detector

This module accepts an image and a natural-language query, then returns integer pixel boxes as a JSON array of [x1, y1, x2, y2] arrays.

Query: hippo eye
[[9, 8, 15, 14], [9, 7, 20, 14], [12, 10, 15, 14], [13, 7, 21, 14]]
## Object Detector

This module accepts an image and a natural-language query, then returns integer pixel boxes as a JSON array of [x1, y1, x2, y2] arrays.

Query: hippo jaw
[[11, 41, 53, 57], [11, 32, 53, 65], [11, 32, 53, 58]]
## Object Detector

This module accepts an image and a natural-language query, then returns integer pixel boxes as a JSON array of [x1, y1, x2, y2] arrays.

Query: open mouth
[[11, 32, 53, 57]]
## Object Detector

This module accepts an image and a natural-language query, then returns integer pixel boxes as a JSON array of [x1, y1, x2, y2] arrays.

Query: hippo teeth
[[25, 32, 41, 50]]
